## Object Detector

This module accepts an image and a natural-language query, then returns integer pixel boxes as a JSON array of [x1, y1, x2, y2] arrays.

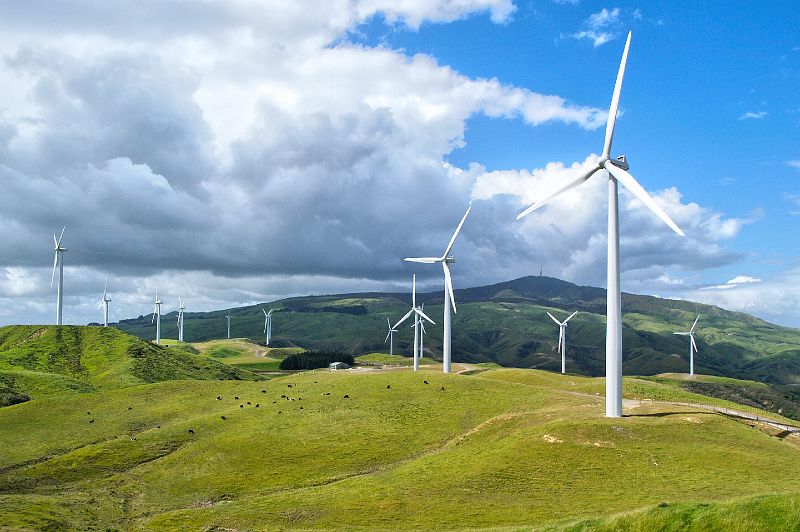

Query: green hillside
[[114, 276, 800, 385], [0, 325, 259, 405], [1, 368, 799, 530]]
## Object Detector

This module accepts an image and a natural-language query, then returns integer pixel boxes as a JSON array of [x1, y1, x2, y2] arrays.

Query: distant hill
[[0, 325, 257, 406], [114, 275, 800, 385]]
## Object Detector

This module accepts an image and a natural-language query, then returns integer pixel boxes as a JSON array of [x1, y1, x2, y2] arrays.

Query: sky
[[0, 0, 798, 327]]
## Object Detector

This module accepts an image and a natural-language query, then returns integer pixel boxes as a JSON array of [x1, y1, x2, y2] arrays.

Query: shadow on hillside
[[625, 411, 699, 418]]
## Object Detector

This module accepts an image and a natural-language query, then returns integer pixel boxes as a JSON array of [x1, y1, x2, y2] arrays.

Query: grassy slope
[[190, 338, 286, 372], [0, 326, 258, 404], [1, 368, 799, 530], [114, 276, 800, 386]]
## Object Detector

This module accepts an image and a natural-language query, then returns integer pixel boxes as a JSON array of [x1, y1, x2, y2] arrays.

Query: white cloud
[[738, 111, 767, 120], [569, 7, 621, 47], [786, 160, 800, 169]]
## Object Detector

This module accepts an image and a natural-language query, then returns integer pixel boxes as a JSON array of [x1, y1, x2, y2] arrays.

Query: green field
[[2, 326, 800, 530]]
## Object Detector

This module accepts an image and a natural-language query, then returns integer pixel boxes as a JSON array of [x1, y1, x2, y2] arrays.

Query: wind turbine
[[674, 316, 700, 376], [385, 317, 398, 356], [547, 311, 578, 374], [177, 297, 186, 342], [152, 292, 162, 344], [97, 273, 112, 327], [405, 204, 471, 373], [393, 274, 435, 371], [50, 226, 67, 325], [225, 314, 231, 339], [516, 32, 685, 417], [263, 308, 274, 345]]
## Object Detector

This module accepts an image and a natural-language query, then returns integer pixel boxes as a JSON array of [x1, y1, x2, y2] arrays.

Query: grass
[[356, 352, 437, 366], [192, 338, 286, 372], [2, 366, 800, 530]]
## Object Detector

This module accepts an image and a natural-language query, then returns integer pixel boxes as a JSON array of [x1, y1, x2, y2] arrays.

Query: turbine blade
[[443, 203, 472, 258], [412, 274, 416, 308], [104, 273, 109, 296], [415, 308, 436, 325], [56, 226, 66, 248], [516, 166, 600, 220], [97, 300, 103, 310], [602, 31, 632, 158], [443, 262, 456, 313], [387, 316, 391, 329], [546, 312, 562, 326], [385, 331, 391, 343], [564, 311, 579, 323], [393, 308, 415, 329], [691, 334, 698, 352], [604, 161, 685, 236], [691, 315, 700, 332], [557, 327, 563, 351], [404, 257, 440, 263], [50, 251, 58, 287], [674, 332, 690, 335], [420, 321, 427, 334]]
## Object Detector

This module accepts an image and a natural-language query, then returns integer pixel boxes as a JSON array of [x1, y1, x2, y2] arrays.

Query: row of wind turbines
[[389, 32, 697, 417], [49, 31, 698, 418]]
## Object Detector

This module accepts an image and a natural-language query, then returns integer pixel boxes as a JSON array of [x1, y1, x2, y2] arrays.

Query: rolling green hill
[[114, 276, 800, 385], [0, 325, 259, 405], [1, 367, 798, 530]]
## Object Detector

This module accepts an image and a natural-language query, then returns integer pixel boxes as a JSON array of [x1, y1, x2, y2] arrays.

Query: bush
[[279, 351, 355, 371]]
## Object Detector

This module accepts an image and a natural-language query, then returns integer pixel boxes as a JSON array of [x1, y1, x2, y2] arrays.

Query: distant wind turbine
[[384, 317, 398, 356], [152, 292, 162, 344], [405, 204, 471, 373], [177, 297, 186, 342], [50, 226, 68, 325], [393, 274, 435, 371], [547, 311, 578, 374], [516, 32, 685, 417], [674, 316, 700, 376], [97, 273, 112, 327], [225, 314, 231, 339], [263, 308, 274, 345]]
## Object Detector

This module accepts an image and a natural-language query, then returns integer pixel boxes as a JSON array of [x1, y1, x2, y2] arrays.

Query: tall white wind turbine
[[385, 317, 398, 356], [516, 32, 685, 417], [674, 315, 700, 376], [547, 311, 578, 374], [152, 292, 162, 344], [263, 308, 274, 345], [51, 226, 68, 325], [97, 273, 112, 327], [405, 204, 471, 373], [177, 297, 186, 342], [225, 314, 231, 339], [393, 275, 435, 371]]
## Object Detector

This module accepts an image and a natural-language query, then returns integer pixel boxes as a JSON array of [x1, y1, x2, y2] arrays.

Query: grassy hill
[[1, 367, 799, 530], [114, 276, 800, 385], [0, 325, 259, 405]]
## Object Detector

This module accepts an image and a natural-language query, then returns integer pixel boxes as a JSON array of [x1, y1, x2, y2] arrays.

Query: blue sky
[[0, 0, 798, 326]]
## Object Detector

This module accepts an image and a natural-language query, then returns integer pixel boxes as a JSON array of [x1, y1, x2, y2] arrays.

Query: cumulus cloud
[[569, 7, 621, 47]]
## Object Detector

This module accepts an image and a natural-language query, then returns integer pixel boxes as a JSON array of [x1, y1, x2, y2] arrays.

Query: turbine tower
[[225, 314, 231, 339], [516, 32, 685, 417], [385, 317, 398, 356], [50, 226, 68, 325], [547, 311, 578, 374], [263, 308, 274, 345], [393, 275, 435, 371], [152, 292, 162, 344], [405, 204, 471, 373], [177, 297, 186, 342], [97, 273, 112, 327], [674, 315, 700, 376]]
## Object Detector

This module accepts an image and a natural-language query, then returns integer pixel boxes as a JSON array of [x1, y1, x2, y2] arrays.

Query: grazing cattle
[[441, 386, 445, 391], [343, 394, 350, 399], [157, 425, 160, 429], [300, 406, 304, 410], [217, 396, 221, 400], [281, 394, 286, 398], [247, 401, 251, 405], [273, 401, 277, 404], [255, 404, 260, 408], [261, 390, 266, 393], [89, 419, 94, 423], [278, 411, 282, 414], [188, 429, 194, 434], [235, 396, 240, 400], [240, 405, 244, 408], [287, 384, 292, 388], [221, 416, 226, 420], [131, 437, 136, 441], [128, 406, 133, 410], [386, 385, 391, 389], [322, 392, 330, 396], [87, 411, 91, 415]]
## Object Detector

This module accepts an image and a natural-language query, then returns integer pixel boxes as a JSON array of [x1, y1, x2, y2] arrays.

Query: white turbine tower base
[[177, 297, 186, 342], [516, 32, 685, 418], [405, 204, 471, 373], [674, 315, 700, 376], [393, 275, 435, 371], [547, 311, 578, 374], [97, 273, 112, 327], [152, 292, 162, 345], [226, 314, 231, 339], [51, 226, 68, 326]]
